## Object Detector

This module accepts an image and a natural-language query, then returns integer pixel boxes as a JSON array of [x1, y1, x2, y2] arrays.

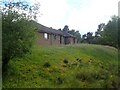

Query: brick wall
[[37, 32, 77, 46], [69, 37, 74, 44], [37, 33, 51, 45], [37, 32, 65, 46], [68, 37, 77, 44]]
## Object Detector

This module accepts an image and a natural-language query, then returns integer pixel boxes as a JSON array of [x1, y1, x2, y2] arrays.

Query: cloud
[[36, 0, 70, 28], [32, 0, 119, 35]]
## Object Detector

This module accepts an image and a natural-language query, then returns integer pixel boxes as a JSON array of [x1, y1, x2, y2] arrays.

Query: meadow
[[3, 44, 119, 88]]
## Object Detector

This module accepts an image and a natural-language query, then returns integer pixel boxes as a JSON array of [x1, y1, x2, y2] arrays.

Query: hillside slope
[[3, 44, 119, 88]]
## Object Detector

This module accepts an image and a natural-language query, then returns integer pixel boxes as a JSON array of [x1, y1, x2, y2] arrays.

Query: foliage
[[2, 1, 40, 69], [63, 58, 68, 64], [118, 17, 120, 49], [81, 15, 119, 49], [95, 23, 105, 37], [63, 25, 69, 32], [68, 30, 81, 43], [62, 25, 81, 43], [81, 34, 87, 43], [101, 15, 118, 48], [81, 32, 93, 44], [86, 32, 93, 44], [43, 62, 51, 68], [1, 1, 40, 20]]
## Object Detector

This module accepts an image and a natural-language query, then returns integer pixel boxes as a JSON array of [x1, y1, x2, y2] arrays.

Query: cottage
[[35, 22, 77, 46]]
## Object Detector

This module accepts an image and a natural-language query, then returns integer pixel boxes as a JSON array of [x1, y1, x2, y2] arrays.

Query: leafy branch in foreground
[[2, 1, 40, 71]]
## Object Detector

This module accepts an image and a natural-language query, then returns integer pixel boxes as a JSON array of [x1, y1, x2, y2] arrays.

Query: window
[[44, 33, 49, 39]]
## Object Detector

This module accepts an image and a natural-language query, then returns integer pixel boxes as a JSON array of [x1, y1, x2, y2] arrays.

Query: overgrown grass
[[3, 44, 119, 88]]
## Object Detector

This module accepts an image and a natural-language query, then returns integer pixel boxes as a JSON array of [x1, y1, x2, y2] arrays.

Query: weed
[[76, 72, 94, 82], [3, 44, 119, 88], [55, 77, 64, 85], [63, 58, 68, 64], [76, 58, 82, 62], [43, 62, 51, 68]]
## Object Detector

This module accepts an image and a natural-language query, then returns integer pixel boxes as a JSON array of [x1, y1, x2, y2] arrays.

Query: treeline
[[81, 15, 119, 49], [66, 15, 119, 49]]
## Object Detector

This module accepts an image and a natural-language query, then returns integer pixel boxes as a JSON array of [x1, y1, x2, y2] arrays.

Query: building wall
[[68, 37, 74, 44], [37, 32, 77, 46], [51, 34, 60, 45], [50, 34, 65, 45], [71, 37, 77, 44], [37, 32, 51, 46], [37, 32, 65, 46], [75, 38, 77, 43], [61, 36, 64, 44]]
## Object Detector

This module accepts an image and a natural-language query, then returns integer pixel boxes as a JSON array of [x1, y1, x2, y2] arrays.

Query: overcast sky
[[23, 0, 119, 35]]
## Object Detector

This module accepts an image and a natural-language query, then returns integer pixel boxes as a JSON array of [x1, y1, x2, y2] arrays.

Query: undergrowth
[[3, 44, 119, 88]]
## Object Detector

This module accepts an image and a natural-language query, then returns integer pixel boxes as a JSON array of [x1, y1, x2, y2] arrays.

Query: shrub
[[55, 77, 64, 85], [76, 58, 82, 63], [106, 75, 120, 88], [63, 58, 68, 64], [76, 72, 94, 82], [2, 14, 36, 69], [43, 62, 51, 68], [2, 1, 38, 70]]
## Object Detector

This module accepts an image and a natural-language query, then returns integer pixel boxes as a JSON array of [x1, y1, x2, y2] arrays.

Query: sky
[[3, 0, 119, 35]]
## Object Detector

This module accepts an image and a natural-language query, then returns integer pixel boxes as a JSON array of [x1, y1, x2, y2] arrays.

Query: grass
[[3, 44, 120, 88]]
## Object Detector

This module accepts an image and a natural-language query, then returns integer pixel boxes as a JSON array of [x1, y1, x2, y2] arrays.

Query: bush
[[76, 72, 94, 82], [55, 77, 64, 85], [2, 12, 36, 70], [106, 75, 120, 88], [63, 58, 68, 64], [43, 62, 51, 68]]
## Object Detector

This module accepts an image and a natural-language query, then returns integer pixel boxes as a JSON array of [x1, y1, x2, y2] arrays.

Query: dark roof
[[32, 21, 76, 38], [38, 24, 64, 35]]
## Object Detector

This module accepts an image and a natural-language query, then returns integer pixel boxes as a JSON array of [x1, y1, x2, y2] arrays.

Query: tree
[[82, 34, 87, 39], [118, 17, 120, 49], [68, 29, 81, 43], [95, 23, 105, 37], [58, 28, 62, 31], [81, 32, 93, 44], [2, 1, 40, 70], [86, 32, 93, 44], [81, 34, 87, 43], [101, 15, 118, 48], [75, 31, 81, 43], [62, 26, 81, 43], [92, 23, 105, 44], [63, 25, 69, 32]]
